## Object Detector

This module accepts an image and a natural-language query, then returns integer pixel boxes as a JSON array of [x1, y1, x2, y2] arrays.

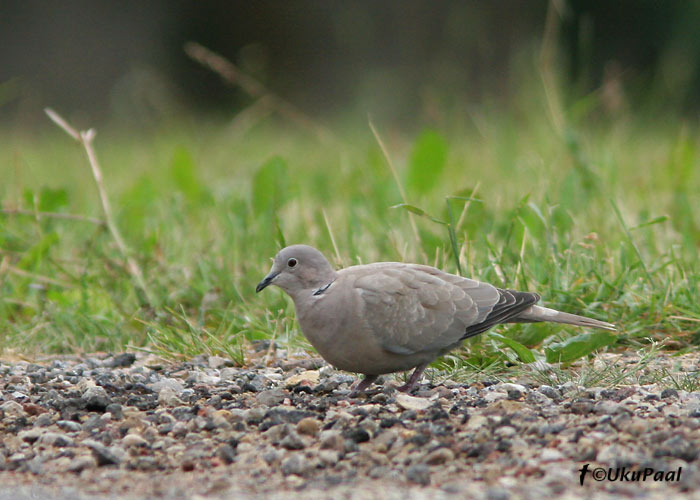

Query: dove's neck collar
[[312, 279, 335, 296]]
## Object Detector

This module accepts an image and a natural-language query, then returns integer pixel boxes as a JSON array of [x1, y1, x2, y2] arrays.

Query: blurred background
[[2, 0, 699, 129], [0, 1, 698, 357]]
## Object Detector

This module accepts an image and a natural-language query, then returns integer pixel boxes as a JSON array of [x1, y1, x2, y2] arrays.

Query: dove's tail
[[510, 305, 616, 331]]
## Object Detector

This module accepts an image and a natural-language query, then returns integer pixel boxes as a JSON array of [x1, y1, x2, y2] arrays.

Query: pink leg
[[352, 374, 378, 393], [397, 364, 427, 393]]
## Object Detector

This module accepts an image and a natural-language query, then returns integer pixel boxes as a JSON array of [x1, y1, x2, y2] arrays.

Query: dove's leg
[[397, 363, 427, 393], [352, 374, 378, 392]]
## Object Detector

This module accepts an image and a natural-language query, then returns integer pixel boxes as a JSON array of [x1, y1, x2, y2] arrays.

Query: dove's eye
[[287, 258, 298, 268]]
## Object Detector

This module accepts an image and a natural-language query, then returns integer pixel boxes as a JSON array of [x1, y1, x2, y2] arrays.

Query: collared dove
[[256, 245, 615, 392]]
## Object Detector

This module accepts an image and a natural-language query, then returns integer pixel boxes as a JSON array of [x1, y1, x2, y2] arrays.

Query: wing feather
[[350, 264, 502, 356]]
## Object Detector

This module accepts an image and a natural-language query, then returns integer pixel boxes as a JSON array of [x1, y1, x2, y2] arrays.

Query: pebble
[[570, 399, 595, 415], [538, 385, 561, 399], [83, 440, 124, 465], [56, 420, 82, 432], [501, 383, 527, 393], [405, 464, 431, 485], [38, 432, 74, 447], [218, 444, 237, 464], [494, 426, 517, 438], [661, 388, 678, 399], [280, 431, 306, 450], [318, 449, 340, 466], [594, 400, 620, 415], [423, 447, 455, 465], [319, 430, 345, 452], [256, 388, 287, 407], [81, 385, 111, 411], [1, 400, 25, 417], [284, 370, 320, 387], [151, 378, 185, 395], [158, 387, 184, 407], [296, 417, 321, 436], [122, 434, 149, 447], [67, 455, 97, 473], [280, 453, 307, 476], [540, 448, 564, 461], [19, 428, 42, 443], [395, 393, 432, 411]]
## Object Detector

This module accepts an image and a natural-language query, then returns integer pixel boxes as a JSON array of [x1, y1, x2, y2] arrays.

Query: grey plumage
[[256, 245, 615, 392]]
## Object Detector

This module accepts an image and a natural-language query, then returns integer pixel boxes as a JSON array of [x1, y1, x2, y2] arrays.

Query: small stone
[[11, 391, 29, 402], [218, 444, 237, 464], [243, 407, 266, 424], [242, 374, 268, 392], [541, 448, 564, 461], [172, 421, 188, 437], [483, 391, 507, 403], [423, 447, 455, 465], [33, 413, 53, 428], [107, 353, 136, 367], [319, 430, 345, 451], [208, 355, 229, 369], [256, 389, 287, 407], [525, 391, 551, 406], [27, 457, 44, 475], [657, 435, 698, 461], [82, 385, 111, 412], [38, 432, 74, 447], [280, 453, 307, 476], [83, 414, 106, 432], [594, 400, 620, 415], [158, 387, 184, 407], [1, 400, 26, 417], [570, 399, 595, 415], [466, 415, 489, 430], [501, 383, 527, 393], [67, 455, 96, 473], [106, 403, 123, 420], [296, 417, 321, 437], [280, 431, 306, 450], [57, 420, 82, 432], [406, 464, 431, 485], [285, 370, 320, 387], [494, 426, 516, 438], [122, 434, 149, 448], [19, 429, 42, 443], [21, 403, 47, 416], [344, 427, 370, 443], [263, 449, 282, 465], [84, 440, 124, 466], [264, 408, 315, 425], [507, 389, 522, 400], [373, 429, 398, 453], [396, 393, 432, 411], [211, 410, 232, 429], [368, 466, 389, 479], [318, 450, 340, 466], [486, 487, 510, 500], [661, 388, 678, 399], [538, 385, 561, 399], [151, 378, 185, 394]]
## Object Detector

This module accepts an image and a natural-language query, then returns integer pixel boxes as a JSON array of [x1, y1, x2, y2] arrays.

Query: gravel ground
[[1, 349, 699, 500]]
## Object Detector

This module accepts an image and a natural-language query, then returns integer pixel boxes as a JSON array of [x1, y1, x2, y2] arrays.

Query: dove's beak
[[256, 271, 280, 293]]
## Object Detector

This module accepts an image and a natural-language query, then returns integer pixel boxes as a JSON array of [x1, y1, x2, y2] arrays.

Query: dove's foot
[[350, 374, 378, 396], [396, 363, 427, 393]]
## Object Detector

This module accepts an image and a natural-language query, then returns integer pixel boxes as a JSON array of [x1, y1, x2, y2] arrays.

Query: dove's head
[[256, 245, 337, 296]]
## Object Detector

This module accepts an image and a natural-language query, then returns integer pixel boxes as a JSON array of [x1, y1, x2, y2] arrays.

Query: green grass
[[0, 80, 698, 386]]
